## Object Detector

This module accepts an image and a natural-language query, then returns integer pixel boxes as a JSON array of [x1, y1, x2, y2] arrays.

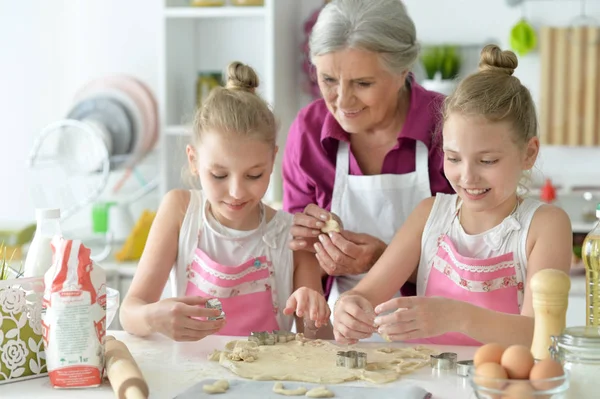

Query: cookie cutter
[[272, 330, 296, 343], [336, 350, 367, 369], [456, 360, 474, 377], [206, 298, 225, 321], [430, 352, 458, 370]]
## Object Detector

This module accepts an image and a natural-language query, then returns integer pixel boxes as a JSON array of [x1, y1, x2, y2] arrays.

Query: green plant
[[0, 243, 22, 281], [420, 45, 462, 80]]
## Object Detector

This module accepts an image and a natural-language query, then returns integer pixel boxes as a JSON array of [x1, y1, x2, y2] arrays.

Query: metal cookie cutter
[[456, 360, 474, 377], [248, 331, 276, 346], [206, 299, 225, 321], [336, 350, 367, 369], [430, 352, 458, 370]]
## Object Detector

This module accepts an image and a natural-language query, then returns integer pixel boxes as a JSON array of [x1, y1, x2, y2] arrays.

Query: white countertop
[[2, 332, 479, 399]]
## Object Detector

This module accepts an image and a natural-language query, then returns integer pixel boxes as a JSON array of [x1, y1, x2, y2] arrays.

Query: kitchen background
[[0, 0, 600, 328], [2, 0, 600, 226]]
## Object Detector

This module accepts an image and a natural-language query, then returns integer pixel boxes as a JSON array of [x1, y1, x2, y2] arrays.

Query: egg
[[501, 381, 535, 399], [529, 358, 564, 392], [474, 362, 508, 391], [474, 343, 506, 367], [501, 345, 535, 379]]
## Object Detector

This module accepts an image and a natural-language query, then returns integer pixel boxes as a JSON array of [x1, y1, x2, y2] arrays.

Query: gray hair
[[309, 0, 420, 74]]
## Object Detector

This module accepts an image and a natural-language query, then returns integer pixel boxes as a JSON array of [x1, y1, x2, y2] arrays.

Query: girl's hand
[[289, 204, 342, 252], [147, 296, 226, 342], [374, 296, 462, 341], [332, 294, 377, 344], [283, 287, 330, 328]]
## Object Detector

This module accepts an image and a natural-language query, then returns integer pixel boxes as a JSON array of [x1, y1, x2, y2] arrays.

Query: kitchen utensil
[[105, 336, 149, 399], [175, 379, 432, 399], [530, 269, 571, 360]]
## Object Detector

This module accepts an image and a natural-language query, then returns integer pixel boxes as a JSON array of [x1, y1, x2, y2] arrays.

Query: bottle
[[23, 208, 62, 278], [582, 203, 600, 326], [530, 268, 570, 360], [540, 178, 557, 203]]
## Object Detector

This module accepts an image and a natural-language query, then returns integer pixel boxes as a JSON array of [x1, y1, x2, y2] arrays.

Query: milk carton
[[41, 237, 106, 388]]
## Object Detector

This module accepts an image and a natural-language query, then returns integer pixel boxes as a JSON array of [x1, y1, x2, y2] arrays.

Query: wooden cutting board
[[540, 26, 600, 146]]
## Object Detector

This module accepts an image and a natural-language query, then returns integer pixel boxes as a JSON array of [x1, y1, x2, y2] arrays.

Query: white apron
[[328, 140, 431, 339]]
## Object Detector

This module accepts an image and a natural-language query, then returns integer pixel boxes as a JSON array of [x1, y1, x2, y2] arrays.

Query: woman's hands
[[289, 204, 386, 276], [373, 296, 462, 341], [147, 296, 226, 342], [332, 294, 378, 344], [283, 287, 330, 328]]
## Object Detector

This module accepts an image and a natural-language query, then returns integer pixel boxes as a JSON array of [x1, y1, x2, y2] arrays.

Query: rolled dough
[[212, 335, 436, 384]]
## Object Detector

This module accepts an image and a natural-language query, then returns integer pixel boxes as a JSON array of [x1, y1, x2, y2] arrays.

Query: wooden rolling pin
[[105, 336, 149, 399]]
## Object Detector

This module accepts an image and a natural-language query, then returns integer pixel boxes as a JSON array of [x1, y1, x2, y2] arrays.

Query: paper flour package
[[41, 237, 106, 388]]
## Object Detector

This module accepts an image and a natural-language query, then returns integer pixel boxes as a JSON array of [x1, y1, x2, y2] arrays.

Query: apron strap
[[331, 140, 350, 214], [414, 140, 430, 183]]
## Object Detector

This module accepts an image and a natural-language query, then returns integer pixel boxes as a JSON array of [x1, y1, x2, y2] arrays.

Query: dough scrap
[[207, 349, 222, 361], [306, 386, 334, 398], [320, 217, 340, 233], [226, 340, 259, 362], [273, 382, 308, 396], [202, 379, 229, 394], [216, 337, 436, 384]]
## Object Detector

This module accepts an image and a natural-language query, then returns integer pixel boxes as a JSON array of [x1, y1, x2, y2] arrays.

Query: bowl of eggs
[[468, 343, 569, 398]]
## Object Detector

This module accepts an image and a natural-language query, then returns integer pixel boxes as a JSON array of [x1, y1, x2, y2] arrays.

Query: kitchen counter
[[3, 332, 479, 399]]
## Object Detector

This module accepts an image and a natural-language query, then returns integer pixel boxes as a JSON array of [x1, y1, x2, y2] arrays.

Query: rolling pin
[[105, 336, 150, 399], [529, 269, 571, 360]]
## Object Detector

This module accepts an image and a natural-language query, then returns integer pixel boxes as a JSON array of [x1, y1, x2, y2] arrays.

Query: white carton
[[41, 237, 106, 388]]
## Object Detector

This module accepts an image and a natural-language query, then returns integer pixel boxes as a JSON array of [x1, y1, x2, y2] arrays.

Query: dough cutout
[[202, 379, 229, 394], [272, 382, 308, 396], [321, 216, 341, 233], [306, 386, 335, 398]]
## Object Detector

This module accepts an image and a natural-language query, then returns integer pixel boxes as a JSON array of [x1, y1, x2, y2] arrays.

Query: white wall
[[1, 0, 599, 225]]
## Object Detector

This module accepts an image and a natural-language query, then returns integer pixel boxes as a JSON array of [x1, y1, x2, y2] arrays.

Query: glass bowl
[[468, 369, 570, 398], [106, 287, 120, 328]]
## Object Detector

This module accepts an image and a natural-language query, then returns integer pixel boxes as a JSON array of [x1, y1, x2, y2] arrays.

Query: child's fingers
[[283, 296, 298, 315]]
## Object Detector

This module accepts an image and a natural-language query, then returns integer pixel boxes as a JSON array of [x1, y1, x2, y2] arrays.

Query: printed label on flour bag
[[41, 237, 106, 388]]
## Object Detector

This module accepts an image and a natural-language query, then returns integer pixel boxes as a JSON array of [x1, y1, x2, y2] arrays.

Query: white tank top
[[416, 193, 544, 295], [170, 190, 294, 330]]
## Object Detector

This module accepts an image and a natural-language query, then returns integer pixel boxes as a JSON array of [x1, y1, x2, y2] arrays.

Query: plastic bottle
[[23, 208, 62, 278], [582, 203, 600, 326]]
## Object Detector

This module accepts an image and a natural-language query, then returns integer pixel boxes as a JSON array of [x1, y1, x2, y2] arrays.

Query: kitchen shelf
[[158, 0, 297, 201], [165, 6, 265, 19]]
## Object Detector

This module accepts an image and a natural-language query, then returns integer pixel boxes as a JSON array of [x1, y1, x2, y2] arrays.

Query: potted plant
[[420, 45, 462, 96]]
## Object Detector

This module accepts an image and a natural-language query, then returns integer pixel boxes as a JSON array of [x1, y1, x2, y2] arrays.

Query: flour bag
[[41, 237, 106, 388]]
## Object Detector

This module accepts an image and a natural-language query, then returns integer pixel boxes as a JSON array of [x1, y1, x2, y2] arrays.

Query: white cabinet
[[158, 0, 299, 203]]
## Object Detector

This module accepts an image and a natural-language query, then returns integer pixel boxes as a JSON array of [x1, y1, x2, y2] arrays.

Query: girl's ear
[[523, 137, 539, 170], [186, 144, 198, 175]]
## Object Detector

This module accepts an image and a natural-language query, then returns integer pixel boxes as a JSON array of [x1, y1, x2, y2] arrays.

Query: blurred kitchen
[[1, 0, 599, 329]]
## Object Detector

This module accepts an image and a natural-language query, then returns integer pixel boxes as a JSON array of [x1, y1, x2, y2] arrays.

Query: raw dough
[[272, 382, 308, 396], [212, 337, 436, 384], [202, 379, 229, 394], [321, 217, 341, 233], [306, 386, 335, 398]]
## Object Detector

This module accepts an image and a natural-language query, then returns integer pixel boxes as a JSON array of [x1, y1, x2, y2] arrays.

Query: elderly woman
[[282, 0, 453, 317]]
